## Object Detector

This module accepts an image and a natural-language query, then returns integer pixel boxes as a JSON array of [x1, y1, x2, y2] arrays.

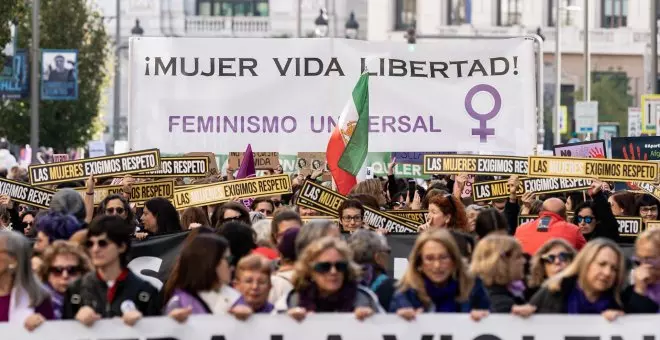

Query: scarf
[[508, 280, 527, 299], [297, 281, 358, 312], [566, 286, 613, 314], [644, 283, 660, 312], [423, 276, 459, 313], [234, 296, 274, 313], [45, 284, 63, 319]]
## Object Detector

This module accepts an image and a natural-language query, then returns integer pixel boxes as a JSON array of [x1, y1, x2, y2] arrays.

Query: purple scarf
[[234, 296, 274, 313], [644, 283, 660, 312], [508, 280, 527, 299], [297, 281, 358, 312], [45, 284, 63, 320], [423, 276, 459, 313], [566, 286, 613, 314]]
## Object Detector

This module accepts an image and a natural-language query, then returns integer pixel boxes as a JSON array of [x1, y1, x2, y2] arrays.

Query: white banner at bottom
[[2, 314, 660, 340]]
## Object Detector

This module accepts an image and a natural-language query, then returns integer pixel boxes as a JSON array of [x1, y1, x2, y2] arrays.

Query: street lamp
[[131, 19, 144, 36], [345, 11, 359, 39], [553, 4, 581, 145], [314, 8, 329, 37]]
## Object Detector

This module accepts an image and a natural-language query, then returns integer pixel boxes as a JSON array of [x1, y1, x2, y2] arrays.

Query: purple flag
[[236, 144, 256, 179]]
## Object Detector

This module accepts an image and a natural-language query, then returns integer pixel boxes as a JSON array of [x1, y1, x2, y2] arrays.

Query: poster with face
[[41, 49, 78, 100]]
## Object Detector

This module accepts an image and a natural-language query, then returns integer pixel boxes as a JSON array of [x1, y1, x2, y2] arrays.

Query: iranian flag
[[326, 73, 369, 195]]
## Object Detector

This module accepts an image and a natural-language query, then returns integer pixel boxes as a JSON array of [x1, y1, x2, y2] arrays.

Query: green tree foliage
[[0, 0, 109, 151], [574, 72, 632, 134], [0, 0, 25, 62]]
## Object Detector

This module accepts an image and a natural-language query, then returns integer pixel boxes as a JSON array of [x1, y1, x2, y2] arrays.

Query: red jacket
[[514, 211, 586, 255]]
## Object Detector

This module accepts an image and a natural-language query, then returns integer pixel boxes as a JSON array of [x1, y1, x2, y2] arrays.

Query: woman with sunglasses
[[211, 202, 252, 229], [38, 241, 92, 319], [20, 210, 36, 238], [274, 236, 382, 321], [165, 234, 253, 322], [624, 228, 660, 313], [391, 230, 490, 321], [571, 181, 619, 242], [98, 194, 136, 228], [526, 239, 576, 299]]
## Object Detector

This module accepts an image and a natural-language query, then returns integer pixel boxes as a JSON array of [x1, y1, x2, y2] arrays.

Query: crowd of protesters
[[1, 152, 660, 332]]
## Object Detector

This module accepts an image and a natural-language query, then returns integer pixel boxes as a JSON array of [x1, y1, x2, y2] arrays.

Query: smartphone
[[408, 179, 416, 199], [537, 216, 551, 232]]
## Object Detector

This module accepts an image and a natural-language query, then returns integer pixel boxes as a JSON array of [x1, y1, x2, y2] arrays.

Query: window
[[196, 0, 269, 16], [395, 0, 416, 30], [496, 0, 522, 26], [601, 0, 627, 28], [547, 0, 577, 27], [447, 0, 470, 25]]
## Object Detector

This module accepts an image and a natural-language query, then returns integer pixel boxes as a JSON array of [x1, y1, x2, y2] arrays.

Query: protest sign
[[184, 152, 219, 174], [517, 215, 537, 226], [266, 215, 339, 224], [617, 217, 644, 242], [527, 156, 659, 183], [646, 221, 660, 230], [641, 94, 660, 134], [228, 152, 279, 170], [133, 156, 209, 178], [635, 181, 660, 201], [296, 152, 330, 180], [52, 154, 69, 163], [552, 140, 606, 158], [28, 149, 161, 185], [296, 180, 418, 233], [41, 49, 78, 100], [172, 174, 291, 209], [628, 107, 641, 137], [129, 38, 537, 157], [87, 140, 106, 158], [74, 180, 175, 205], [0, 178, 54, 209], [390, 152, 455, 165], [472, 177, 592, 202], [423, 155, 528, 176], [0, 49, 28, 100], [387, 210, 428, 224]]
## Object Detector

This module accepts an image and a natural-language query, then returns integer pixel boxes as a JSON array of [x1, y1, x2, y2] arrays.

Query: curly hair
[[428, 194, 469, 231], [291, 237, 362, 291], [528, 238, 576, 288], [38, 240, 92, 282]]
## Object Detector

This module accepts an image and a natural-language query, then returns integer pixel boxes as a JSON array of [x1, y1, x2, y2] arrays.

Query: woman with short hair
[[526, 239, 577, 299]]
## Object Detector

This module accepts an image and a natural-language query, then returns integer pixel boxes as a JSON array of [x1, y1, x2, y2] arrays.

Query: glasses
[[105, 207, 125, 215], [224, 216, 242, 222], [641, 206, 658, 213], [238, 277, 270, 287], [258, 209, 273, 215], [421, 254, 452, 264], [24, 221, 33, 226], [541, 252, 573, 264], [576, 216, 594, 224], [49, 265, 82, 277], [632, 256, 660, 268], [312, 261, 348, 274], [341, 215, 362, 222], [85, 239, 110, 249]]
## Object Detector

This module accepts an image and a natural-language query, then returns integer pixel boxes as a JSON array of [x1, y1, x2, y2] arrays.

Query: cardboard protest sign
[[296, 180, 418, 233], [296, 152, 330, 180], [617, 217, 644, 242], [553, 140, 606, 158], [528, 156, 659, 183], [266, 216, 339, 224], [52, 154, 69, 163], [386, 210, 428, 225], [646, 221, 660, 230], [134, 156, 210, 178], [517, 215, 537, 226], [0, 178, 55, 209], [74, 180, 175, 205], [183, 152, 218, 174], [391, 152, 455, 165], [28, 149, 161, 186], [472, 178, 592, 202], [423, 155, 528, 176], [228, 152, 279, 171], [635, 182, 660, 201], [173, 174, 291, 210]]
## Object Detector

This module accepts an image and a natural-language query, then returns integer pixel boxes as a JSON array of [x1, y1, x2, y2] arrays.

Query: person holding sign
[[635, 194, 660, 223], [338, 199, 365, 233], [570, 180, 619, 243], [274, 237, 382, 320], [391, 230, 490, 320], [526, 239, 577, 300]]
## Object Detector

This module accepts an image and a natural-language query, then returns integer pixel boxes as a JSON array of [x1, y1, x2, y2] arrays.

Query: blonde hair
[[528, 238, 576, 288], [39, 240, 93, 283], [398, 230, 474, 306], [470, 235, 522, 286], [349, 179, 386, 206], [544, 239, 624, 305], [636, 228, 660, 251], [235, 254, 272, 280], [291, 237, 361, 290]]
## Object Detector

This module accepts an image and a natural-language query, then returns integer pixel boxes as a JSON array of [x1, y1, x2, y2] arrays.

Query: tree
[[574, 72, 632, 134], [0, 0, 24, 62], [0, 0, 109, 151]]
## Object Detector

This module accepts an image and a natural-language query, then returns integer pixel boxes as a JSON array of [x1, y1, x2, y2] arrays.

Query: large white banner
[[3, 314, 660, 339], [129, 38, 536, 156]]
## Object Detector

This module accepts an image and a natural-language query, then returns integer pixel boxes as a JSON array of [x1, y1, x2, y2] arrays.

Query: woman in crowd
[[390, 230, 490, 320], [50, 189, 87, 226], [0, 231, 54, 329], [349, 179, 388, 209], [474, 208, 508, 240], [165, 233, 252, 322], [98, 194, 135, 227], [216, 221, 257, 268], [211, 202, 252, 228], [465, 204, 485, 234], [529, 239, 629, 319], [348, 229, 396, 311], [526, 239, 577, 299], [636, 194, 660, 223], [570, 181, 619, 242], [608, 191, 637, 216], [38, 241, 92, 319], [625, 228, 660, 312], [269, 228, 299, 304], [275, 236, 382, 320], [338, 199, 365, 233], [141, 197, 182, 235], [180, 207, 209, 230], [420, 194, 468, 232], [270, 209, 302, 246], [20, 210, 36, 237], [33, 212, 84, 256], [471, 235, 531, 315], [233, 254, 274, 313], [295, 220, 341, 255]]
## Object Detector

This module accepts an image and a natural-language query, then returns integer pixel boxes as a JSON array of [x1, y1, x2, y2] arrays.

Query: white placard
[[628, 107, 641, 137], [129, 38, 537, 156], [87, 140, 106, 158], [575, 101, 598, 133]]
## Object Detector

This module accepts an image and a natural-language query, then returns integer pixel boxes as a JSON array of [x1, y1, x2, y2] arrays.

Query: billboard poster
[[611, 136, 660, 190], [41, 49, 78, 100], [0, 50, 29, 100], [552, 140, 606, 158]]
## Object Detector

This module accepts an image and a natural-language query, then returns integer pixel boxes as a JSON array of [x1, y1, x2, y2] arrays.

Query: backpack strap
[[370, 274, 389, 292]]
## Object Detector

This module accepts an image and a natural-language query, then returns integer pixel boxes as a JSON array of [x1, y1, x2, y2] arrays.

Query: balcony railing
[[185, 16, 271, 37]]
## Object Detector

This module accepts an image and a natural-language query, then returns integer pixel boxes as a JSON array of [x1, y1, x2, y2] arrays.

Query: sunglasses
[[85, 239, 110, 249], [312, 261, 348, 274], [632, 256, 660, 268], [576, 216, 594, 224], [541, 252, 573, 264], [49, 265, 82, 276], [272, 200, 282, 207], [258, 209, 273, 215], [105, 207, 125, 215]]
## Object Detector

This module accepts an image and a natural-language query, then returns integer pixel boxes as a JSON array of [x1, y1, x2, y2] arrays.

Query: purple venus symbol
[[464, 84, 502, 143]]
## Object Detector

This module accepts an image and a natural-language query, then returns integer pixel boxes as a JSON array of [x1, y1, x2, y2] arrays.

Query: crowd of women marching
[[1, 157, 660, 332]]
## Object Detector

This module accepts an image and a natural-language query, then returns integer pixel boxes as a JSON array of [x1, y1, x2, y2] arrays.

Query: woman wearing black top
[[571, 181, 619, 242]]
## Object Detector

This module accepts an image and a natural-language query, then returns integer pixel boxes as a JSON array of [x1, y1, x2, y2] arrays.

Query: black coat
[[580, 192, 619, 242], [485, 284, 526, 313]]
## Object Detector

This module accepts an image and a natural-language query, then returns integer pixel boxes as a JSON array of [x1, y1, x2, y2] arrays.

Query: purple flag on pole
[[236, 144, 256, 179]]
